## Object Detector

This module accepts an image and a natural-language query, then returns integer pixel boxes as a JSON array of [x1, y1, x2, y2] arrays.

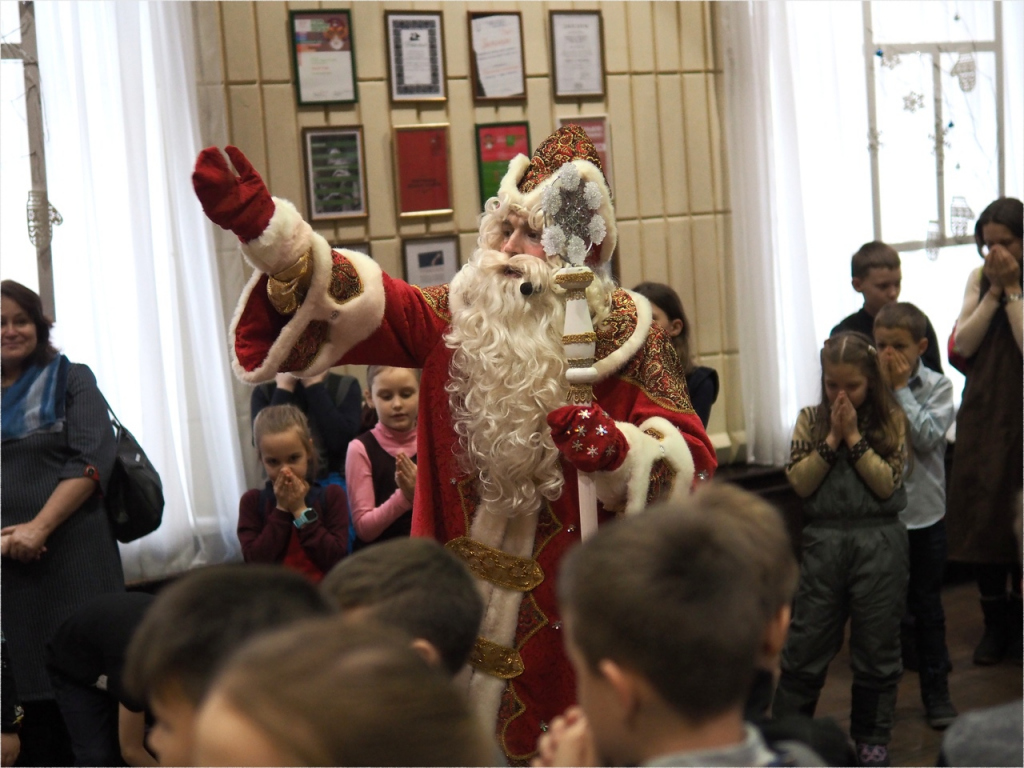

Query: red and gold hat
[[496, 125, 617, 265]]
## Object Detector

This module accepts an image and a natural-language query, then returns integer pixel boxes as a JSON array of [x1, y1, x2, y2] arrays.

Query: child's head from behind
[[874, 302, 929, 374], [194, 618, 492, 767], [320, 538, 483, 676], [557, 505, 763, 765], [364, 366, 420, 432], [631, 281, 692, 370], [851, 241, 901, 316], [253, 404, 316, 482], [123, 564, 330, 766]]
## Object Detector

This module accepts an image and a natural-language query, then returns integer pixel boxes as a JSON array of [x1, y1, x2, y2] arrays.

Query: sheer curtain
[[34, 2, 243, 581]]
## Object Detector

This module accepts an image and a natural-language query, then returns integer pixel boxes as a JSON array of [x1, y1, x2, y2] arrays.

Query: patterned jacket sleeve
[[850, 414, 906, 499], [786, 406, 832, 498]]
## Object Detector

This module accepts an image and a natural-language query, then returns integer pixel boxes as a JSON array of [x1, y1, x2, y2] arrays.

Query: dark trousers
[[49, 670, 122, 767], [906, 520, 952, 696], [13, 699, 74, 767]]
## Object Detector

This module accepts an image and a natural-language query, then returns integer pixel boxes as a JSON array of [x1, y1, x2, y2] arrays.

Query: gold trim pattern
[[562, 332, 597, 345], [554, 272, 594, 285], [567, 357, 596, 369], [470, 636, 525, 679], [643, 427, 666, 441], [566, 383, 594, 404], [445, 537, 545, 591], [266, 248, 312, 315], [565, 289, 586, 301]]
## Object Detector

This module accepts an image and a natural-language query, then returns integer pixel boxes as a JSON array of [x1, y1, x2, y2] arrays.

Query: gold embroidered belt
[[445, 537, 544, 591], [470, 636, 525, 679]]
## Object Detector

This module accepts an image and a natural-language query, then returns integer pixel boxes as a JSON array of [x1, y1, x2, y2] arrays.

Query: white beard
[[445, 250, 568, 519]]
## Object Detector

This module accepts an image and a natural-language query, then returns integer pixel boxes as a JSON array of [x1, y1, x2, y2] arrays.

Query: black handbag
[[105, 405, 165, 543]]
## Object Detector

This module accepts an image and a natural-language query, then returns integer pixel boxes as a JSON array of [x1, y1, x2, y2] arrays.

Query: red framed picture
[[393, 124, 452, 217]]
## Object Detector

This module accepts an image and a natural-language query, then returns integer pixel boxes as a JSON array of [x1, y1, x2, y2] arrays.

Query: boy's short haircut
[[851, 241, 901, 279], [874, 301, 928, 342], [123, 564, 331, 706], [209, 618, 491, 767], [320, 538, 483, 675], [683, 483, 798, 620], [559, 504, 764, 723]]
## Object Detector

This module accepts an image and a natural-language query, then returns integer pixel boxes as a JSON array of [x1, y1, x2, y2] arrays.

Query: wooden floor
[[814, 581, 1022, 766]]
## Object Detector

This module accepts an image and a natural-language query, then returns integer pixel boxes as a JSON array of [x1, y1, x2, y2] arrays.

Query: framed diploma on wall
[[549, 11, 605, 99], [289, 10, 357, 105], [301, 126, 368, 221], [475, 122, 531, 208], [468, 12, 526, 101], [403, 236, 459, 287], [386, 11, 447, 102], [393, 124, 453, 217]]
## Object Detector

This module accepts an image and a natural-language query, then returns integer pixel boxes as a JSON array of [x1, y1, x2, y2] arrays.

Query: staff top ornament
[[540, 163, 608, 265]]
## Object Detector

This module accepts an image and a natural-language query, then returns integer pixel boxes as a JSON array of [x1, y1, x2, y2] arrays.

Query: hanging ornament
[[881, 50, 901, 70], [948, 120, 955, 129], [950, 196, 975, 237], [928, 126, 952, 154], [26, 191, 63, 249], [950, 53, 976, 92], [903, 91, 925, 112], [926, 220, 942, 261]]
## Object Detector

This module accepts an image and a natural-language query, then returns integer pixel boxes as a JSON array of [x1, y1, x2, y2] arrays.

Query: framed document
[[468, 12, 526, 101], [289, 10, 357, 105], [550, 11, 605, 98], [558, 115, 613, 190], [301, 126, 368, 221], [329, 241, 371, 258], [476, 122, 531, 208], [393, 124, 452, 217], [386, 11, 447, 102], [403, 236, 460, 287]]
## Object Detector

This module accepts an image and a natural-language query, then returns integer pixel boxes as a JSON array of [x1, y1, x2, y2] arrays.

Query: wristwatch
[[293, 508, 319, 529]]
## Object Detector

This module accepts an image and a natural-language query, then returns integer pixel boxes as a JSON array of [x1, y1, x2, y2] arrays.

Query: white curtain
[[35, 1, 244, 581], [718, 1, 821, 466]]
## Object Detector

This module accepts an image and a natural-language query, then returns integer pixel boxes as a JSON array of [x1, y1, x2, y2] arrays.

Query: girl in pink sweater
[[345, 366, 419, 551]]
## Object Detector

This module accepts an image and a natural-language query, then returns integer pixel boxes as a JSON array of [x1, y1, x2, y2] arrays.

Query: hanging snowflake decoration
[[880, 50, 901, 70], [867, 128, 882, 153], [903, 91, 925, 113], [926, 220, 942, 261], [540, 163, 607, 266], [950, 196, 975, 237], [950, 53, 976, 92]]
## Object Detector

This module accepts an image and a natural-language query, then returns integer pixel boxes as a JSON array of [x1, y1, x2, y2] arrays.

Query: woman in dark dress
[[1, 281, 124, 765]]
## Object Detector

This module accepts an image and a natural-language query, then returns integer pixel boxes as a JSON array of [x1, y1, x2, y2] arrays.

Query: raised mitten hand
[[547, 405, 628, 473], [193, 146, 275, 242]]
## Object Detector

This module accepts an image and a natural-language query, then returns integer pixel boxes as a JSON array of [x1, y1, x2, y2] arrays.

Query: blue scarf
[[1, 354, 70, 442]]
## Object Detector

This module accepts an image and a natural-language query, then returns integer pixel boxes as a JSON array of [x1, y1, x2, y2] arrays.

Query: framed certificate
[[550, 11, 605, 99], [393, 124, 453, 218], [476, 122, 531, 208], [558, 115, 613, 191], [301, 126, 368, 221], [468, 12, 526, 101], [403, 236, 460, 287], [386, 11, 447, 102], [289, 10, 357, 105]]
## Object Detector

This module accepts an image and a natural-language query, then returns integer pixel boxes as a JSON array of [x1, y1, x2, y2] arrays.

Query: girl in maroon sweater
[[238, 405, 349, 582]]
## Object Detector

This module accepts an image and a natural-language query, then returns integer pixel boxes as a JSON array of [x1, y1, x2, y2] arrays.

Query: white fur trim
[[496, 154, 532, 203], [229, 238, 386, 382], [594, 291, 653, 381], [240, 197, 312, 275], [590, 416, 696, 516]]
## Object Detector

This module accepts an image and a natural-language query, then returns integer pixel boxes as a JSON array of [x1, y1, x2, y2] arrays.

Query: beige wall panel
[[545, 1, 575, 12], [296, 108, 327, 129], [443, 2, 470, 80], [639, 218, 668, 286], [287, 2, 321, 10], [525, 77, 554, 145], [228, 84, 268, 172], [690, 215, 722, 354], [334, 222, 369, 244], [601, 3, 629, 75], [373, 237, 402, 281], [352, 2, 386, 82], [631, 75, 663, 218], [615, 219, 643, 291], [682, 73, 714, 214], [702, 0, 715, 72], [459, 231, 479, 267], [718, 213, 738, 353], [653, 2, 680, 73], [496, 103, 528, 123], [327, 104, 362, 125], [679, 2, 705, 73], [447, 79, 482, 232], [223, 3, 260, 82], [626, 2, 654, 74], [520, 3, 549, 77], [606, 75, 637, 221], [255, 2, 291, 83], [359, 82, 397, 240], [196, 4, 224, 85], [311, 222, 336, 245], [397, 219, 429, 239], [656, 74, 688, 216], [425, 217, 457, 236], [262, 84, 302, 206], [706, 73, 725, 212], [666, 217, 696, 329]]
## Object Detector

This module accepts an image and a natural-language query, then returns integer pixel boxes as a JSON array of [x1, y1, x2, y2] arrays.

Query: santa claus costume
[[193, 126, 716, 762]]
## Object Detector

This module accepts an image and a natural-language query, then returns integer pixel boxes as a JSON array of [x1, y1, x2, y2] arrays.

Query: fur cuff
[[241, 197, 312, 276]]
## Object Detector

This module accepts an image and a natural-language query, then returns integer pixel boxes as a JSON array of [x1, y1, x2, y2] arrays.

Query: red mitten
[[547, 405, 628, 473], [193, 146, 276, 242]]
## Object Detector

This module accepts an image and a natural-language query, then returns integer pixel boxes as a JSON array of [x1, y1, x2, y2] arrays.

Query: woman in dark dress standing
[[1, 280, 124, 765]]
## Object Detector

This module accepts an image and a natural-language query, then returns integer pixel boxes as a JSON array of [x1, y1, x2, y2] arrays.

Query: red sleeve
[[237, 488, 293, 563], [296, 484, 350, 573]]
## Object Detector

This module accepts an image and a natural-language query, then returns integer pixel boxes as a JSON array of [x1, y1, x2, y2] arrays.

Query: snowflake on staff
[[540, 162, 607, 266]]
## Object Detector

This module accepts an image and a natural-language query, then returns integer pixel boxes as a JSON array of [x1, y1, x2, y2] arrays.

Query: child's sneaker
[[857, 743, 890, 767]]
